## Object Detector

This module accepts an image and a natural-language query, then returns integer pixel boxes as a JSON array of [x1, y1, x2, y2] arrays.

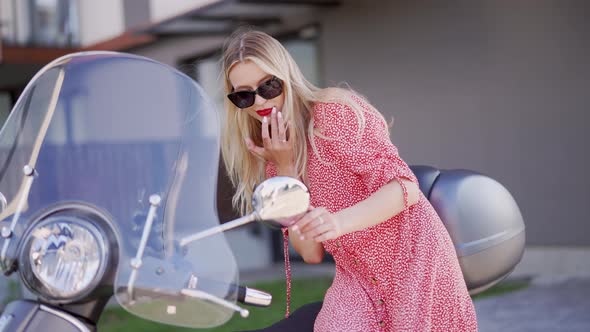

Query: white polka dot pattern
[[267, 99, 478, 331]]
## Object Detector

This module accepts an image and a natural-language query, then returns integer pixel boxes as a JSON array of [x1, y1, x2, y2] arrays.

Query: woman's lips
[[256, 108, 273, 117]]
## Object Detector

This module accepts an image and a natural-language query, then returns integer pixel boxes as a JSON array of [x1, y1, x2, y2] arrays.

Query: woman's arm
[[247, 110, 326, 262], [291, 101, 421, 242], [337, 178, 419, 235], [288, 228, 325, 264], [294, 178, 420, 242]]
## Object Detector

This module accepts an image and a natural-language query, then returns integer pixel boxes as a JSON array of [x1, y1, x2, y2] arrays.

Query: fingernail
[[263, 116, 268, 123], [291, 225, 298, 231], [278, 111, 282, 118], [272, 107, 276, 114], [300, 236, 305, 240]]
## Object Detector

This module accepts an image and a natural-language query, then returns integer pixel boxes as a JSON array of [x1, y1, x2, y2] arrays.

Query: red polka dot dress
[[267, 99, 478, 331]]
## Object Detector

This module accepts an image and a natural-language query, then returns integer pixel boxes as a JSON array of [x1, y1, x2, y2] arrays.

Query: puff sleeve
[[312, 101, 417, 196]]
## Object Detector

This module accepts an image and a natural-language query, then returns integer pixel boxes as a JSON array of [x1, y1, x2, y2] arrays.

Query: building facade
[[1, 0, 589, 276]]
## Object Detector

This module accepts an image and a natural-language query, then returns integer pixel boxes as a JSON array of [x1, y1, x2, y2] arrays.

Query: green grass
[[98, 277, 529, 331], [1, 279, 22, 308], [471, 278, 530, 300], [98, 277, 333, 332]]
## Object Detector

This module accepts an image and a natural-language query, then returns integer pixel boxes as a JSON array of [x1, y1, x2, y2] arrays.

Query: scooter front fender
[[0, 300, 93, 332]]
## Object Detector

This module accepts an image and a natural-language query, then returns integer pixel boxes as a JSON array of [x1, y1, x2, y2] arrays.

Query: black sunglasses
[[227, 76, 283, 109]]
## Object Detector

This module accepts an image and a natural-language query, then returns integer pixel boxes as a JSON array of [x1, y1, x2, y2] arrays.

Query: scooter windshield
[[0, 52, 238, 328]]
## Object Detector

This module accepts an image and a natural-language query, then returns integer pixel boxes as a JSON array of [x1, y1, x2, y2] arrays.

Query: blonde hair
[[221, 28, 382, 215]]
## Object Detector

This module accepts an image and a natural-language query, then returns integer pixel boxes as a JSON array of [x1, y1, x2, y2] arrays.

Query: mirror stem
[[179, 214, 257, 247]]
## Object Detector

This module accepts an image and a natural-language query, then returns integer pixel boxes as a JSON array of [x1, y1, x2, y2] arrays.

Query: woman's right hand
[[288, 205, 326, 264], [245, 107, 296, 176]]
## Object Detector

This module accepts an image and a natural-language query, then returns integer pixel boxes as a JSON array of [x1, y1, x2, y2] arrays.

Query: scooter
[[0, 51, 313, 331]]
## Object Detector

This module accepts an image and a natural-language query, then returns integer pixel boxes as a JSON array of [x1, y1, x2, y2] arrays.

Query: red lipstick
[[256, 108, 273, 117], [256, 107, 272, 116]]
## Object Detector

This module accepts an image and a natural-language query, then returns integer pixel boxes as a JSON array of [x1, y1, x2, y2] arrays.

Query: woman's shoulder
[[312, 88, 357, 121], [312, 88, 389, 143], [313, 87, 376, 112], [311, 100, 356, 136], [313, 87, 352, 105], [312, 88, 384, 134], [308, 92, 360, 151]]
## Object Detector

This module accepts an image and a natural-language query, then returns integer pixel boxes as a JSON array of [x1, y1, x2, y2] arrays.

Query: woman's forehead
[[228, 60, 271, 89]]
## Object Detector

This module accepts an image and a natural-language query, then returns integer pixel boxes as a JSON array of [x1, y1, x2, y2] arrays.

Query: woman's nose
[[254, 93, 266, 106]]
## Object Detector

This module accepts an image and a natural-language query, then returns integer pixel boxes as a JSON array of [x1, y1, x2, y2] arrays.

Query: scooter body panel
[[0, 300, 94, 332]]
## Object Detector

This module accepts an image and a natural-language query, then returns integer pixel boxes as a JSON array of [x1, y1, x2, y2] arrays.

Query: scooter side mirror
[[180, 177, 310, 246], [252, 176, 310, 228]]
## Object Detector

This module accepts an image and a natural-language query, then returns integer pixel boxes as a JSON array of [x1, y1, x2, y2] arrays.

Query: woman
[[221, 28, 477, 331]]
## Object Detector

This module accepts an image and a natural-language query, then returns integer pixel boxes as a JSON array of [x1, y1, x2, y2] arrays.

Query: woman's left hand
[[245, 108, 295, 176], [291, 207, 343, 242]]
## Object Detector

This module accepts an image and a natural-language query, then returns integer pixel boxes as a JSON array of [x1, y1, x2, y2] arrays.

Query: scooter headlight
[[20, 215, 108, 302]]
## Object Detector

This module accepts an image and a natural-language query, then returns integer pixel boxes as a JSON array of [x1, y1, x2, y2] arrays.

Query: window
[[282, 38, 321, 87], [28, 0, 79, 46]]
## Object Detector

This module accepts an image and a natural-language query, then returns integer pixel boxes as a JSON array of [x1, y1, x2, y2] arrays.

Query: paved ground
[[474, 276, 590, 332], [244, 263, 590, 331]]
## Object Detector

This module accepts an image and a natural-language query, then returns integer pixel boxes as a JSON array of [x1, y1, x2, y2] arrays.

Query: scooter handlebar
[[235, 286, 272, 307]]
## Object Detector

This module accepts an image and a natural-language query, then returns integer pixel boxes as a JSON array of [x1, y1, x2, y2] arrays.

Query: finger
[[314, 229, 337, 242], [245, 137, 265, 153], [291, 208, 322, 234], [246, 142, 266, 159], [299, 215, 325, 237], [270, 107, 279, 142], [285, 120, 291, 142], [299, 208, 327, 234], [245, 137, 261, 150], [292, 205, 314, 224], [301, 220, 331, 240], [261, 116, 271, 148], [297, 210, 325, 233], [277, 111, 286, 142], [291, 205, 317, 236]]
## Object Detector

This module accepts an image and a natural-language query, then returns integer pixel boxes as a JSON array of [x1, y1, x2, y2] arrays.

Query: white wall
[[320, 0, 590, 246], [149, 0, 218, 22], [78, 0, 124, 45]]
